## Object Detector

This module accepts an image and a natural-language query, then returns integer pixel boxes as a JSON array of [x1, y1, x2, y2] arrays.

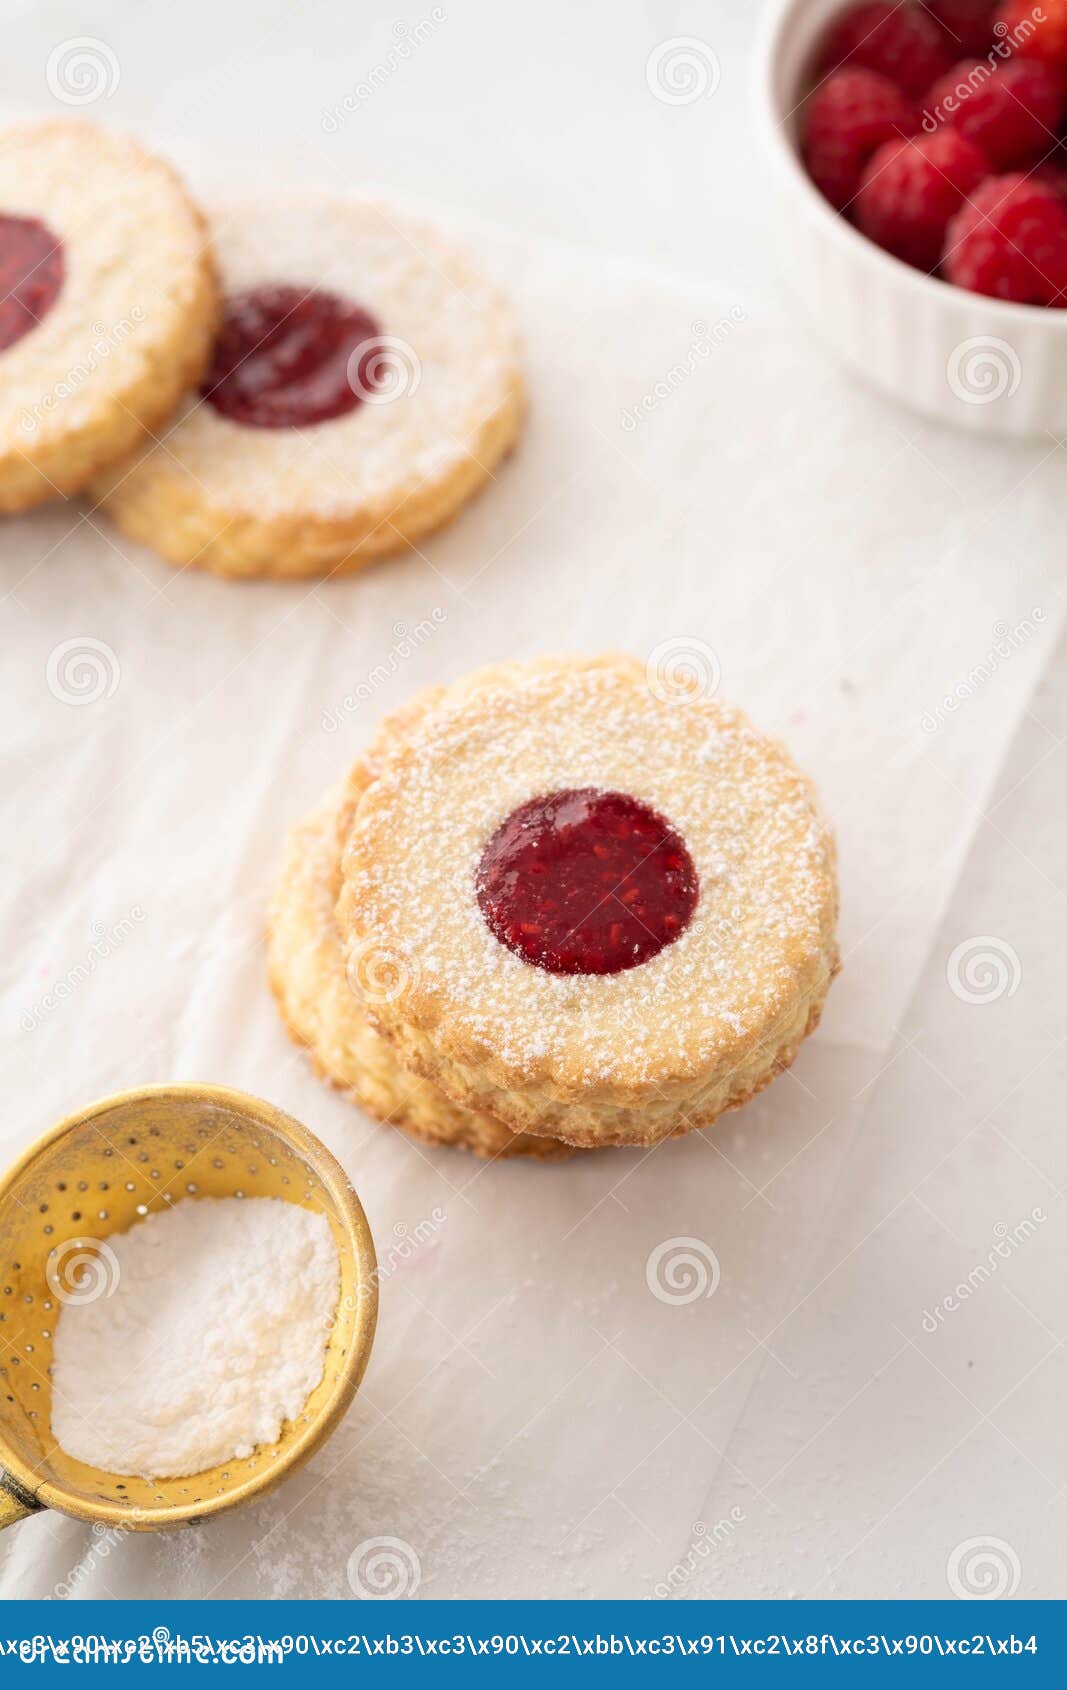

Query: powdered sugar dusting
[[341, 658, 836, 1091], [0, 122, 209, 447], [115, 197, 520, 520]]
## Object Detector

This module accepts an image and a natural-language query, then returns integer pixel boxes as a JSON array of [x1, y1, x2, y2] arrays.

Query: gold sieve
[[0, 1083, 377, 1533]]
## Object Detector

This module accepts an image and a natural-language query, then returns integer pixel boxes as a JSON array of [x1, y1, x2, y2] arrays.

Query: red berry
[[820, 3, 952, 95], [996, 0, 1067, 71], [945, 171, 1067, 301], [803, 67, 916, 210], [927, 1, 998, 57], [857, 131, 989, 268], [926, 57, 1064, 168], [1032, 161, 1067, 195]]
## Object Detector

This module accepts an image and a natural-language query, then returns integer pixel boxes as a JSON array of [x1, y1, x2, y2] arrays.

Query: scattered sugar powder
[[51, 1196, 340, 1481]]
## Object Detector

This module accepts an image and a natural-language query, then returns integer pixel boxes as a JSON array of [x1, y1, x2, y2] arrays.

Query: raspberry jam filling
[[476, 788, 699, 977], [202, 284, 384, 428], [0, 215, 64, 353]]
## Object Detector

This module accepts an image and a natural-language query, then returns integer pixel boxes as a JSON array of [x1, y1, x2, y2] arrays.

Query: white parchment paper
[[1, 218, 1062, 1599]]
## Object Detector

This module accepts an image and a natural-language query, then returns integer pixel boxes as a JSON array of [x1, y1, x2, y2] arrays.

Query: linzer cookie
[[268, 783, 573, 1162], [0, 121, 217, 512], [268, 678, 573, 1159], [92, 198, 525, 579], [270, 655, 839, 1156]]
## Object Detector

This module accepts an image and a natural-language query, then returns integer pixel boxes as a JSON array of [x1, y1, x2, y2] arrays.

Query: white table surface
[[2, 0, 1066, 1603]]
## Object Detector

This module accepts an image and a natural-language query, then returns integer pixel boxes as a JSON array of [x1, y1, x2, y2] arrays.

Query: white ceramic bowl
[[757, 0, 1067, 437]]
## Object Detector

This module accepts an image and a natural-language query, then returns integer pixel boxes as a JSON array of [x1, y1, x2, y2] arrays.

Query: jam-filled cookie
[[335, 655, 840, 1150], [0, 121, 217, 513], [91, 198, 524, 579], [267, 694, 573, 1161]]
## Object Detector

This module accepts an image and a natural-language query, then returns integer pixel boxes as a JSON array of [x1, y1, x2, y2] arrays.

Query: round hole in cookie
[[476, 787, 699, 976], [201, 283, 385, 428], [0, 215, 64, 353]]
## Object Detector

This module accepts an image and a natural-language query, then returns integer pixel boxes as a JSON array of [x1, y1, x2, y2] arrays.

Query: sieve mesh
[[0, 1086, 377, 1530]]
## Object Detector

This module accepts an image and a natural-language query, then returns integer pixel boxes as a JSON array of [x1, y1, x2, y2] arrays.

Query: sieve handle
[[0, 1473, 41, 1530]]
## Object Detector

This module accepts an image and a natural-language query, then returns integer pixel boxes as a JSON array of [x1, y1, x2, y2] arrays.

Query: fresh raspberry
[[820, 3, 952, 95], [927, 1, 998, 57], [856, 130, 989, 268], [803, 68, 916, 210], [1032, 160, 1067, 195], [926, 57, 1064, 168], [944, 171, 1067, 301], [996, 1, 1067, 72]]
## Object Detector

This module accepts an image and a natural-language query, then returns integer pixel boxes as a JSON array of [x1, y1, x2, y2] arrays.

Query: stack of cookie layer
[[268, 655, 840, 1159]]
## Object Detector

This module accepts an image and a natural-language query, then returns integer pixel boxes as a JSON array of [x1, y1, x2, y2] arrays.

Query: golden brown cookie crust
[[267, 764, 574, 1162], [336, 655, 840, 1149], [90, 198, 525, 579], [0, 122, 218, 513]]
